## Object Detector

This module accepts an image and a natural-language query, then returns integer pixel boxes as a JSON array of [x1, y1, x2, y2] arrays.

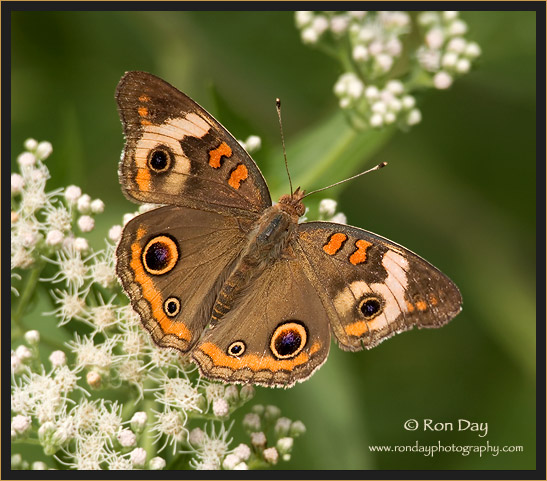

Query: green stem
[[12, 265, 45, 342], [141, 380, 157, 461], [12, 436, 41, 446]]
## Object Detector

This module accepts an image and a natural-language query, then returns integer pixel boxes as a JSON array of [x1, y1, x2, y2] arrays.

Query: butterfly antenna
[[302, 162, 388, 199], [276, 98, 294, 196]]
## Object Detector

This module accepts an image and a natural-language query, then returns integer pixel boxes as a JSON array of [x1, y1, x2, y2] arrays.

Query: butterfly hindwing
[[192, 252, 331, 388], [116, 71, 271, 215], [295, 222, 462, 351], [116, 205, 252, 352]]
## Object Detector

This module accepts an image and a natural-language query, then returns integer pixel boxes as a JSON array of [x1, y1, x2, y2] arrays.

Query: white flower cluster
[[11, 138, 306, 471], [417, 11, 481, 89], [295, 11, 481, 130], [11, 139, 105, 270], [348, 11, 410, 77], [235, 404, 306, 468]]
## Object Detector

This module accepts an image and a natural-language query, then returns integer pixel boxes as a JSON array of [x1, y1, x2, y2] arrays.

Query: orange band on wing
[[323, 233, 347, 255], [349, 239, 372, 265], [309, 342, 321, 355], [130, 228, 191, 342], [209, 142, 232, 168], [345, 320, 369, 337], [198, 342, 316, 372], [134, 169, 151, 191], [228, 164, 248, 189]]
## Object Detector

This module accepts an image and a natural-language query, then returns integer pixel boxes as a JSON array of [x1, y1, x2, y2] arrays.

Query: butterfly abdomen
[[210, 205, 297, 324]]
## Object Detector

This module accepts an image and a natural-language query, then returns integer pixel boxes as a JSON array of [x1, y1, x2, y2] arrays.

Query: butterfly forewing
[[116, 71, 271, 215], [295, 222, 462, 351]]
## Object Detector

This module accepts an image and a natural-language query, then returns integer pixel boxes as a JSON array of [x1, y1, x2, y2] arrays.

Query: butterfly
[[115, 71, 462, 388]]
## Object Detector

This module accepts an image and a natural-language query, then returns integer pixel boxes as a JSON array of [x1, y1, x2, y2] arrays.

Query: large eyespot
[[164, 297, 181, 317], [227, 341, 246, 357], [147, 146, 173, 173], [358, 295, 383, 319], [142, 235, 179, 275], [270, 321, 308, 360]]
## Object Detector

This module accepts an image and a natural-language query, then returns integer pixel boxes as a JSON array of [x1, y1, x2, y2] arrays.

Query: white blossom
[[18, 152, 36, 167], [11, 173, 25, 194], [118, 428, 137, 447], [250, 431, 266, 448], [77, 215, 95, 232], [149, 456, 166, 469], [213, 398, 229, 417], [64, 185, 82, 204], [46, 229, 64, 246], [407, 109, 422, 126], [49, 350, 67, 367], [90, 198, 105, 214], [263, 447, 279, 464], [233, 442, 251, 460], [77, 194, 92, 213], [24, 138, 38, 151], [108, 225, 123, 242], [35, 141, 53, 160], [433, 71, 453, 89], [12, 414, 31, 434], [456, 58, 471, 73], [24, 330, 40, 345]]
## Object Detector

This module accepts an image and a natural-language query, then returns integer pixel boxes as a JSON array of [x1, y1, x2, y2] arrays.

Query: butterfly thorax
[[210, 192, 305, 324]]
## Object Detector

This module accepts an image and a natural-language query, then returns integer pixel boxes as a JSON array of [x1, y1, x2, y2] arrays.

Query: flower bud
[[24, 330, 40, 345]]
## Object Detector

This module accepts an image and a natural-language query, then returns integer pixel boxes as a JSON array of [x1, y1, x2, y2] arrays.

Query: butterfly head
[[277, 188, 306, 220]]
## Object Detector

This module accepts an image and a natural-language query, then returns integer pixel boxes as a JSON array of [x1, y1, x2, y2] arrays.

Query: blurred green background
[[11, 10, 536, 470]]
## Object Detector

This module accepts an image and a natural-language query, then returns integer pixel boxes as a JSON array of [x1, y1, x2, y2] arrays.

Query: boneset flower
[[11, 138, 305, 470], [296, 10, 480, 130]]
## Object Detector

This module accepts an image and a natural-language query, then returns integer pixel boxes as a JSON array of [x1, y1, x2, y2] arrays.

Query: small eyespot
[[142, 235, 179, 275], [227, 341, 246, 357], [148, 147, 173, 173], [270, 321, 308, 360], [164, 297, 181, 317], [358, 296, 383, 319]]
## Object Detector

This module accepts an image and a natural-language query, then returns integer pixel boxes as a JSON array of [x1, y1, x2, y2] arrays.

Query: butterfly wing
[[295, 222, 462, 351], [116, 205, 252, 352], [192, 251, 331, 388], [115, 71, 271, 215]]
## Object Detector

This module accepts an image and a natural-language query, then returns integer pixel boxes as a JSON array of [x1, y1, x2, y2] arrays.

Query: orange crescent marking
[[130, 228, 191, 342], [228, 164, 248, 190], [139, 94, 150, 102], [323, 233, 347, 255], [349, 239, 373, 265], [198, 342, 312, 372], [134, 169, 151, 191], [428, 295, 438, 306], [138, 106, 148, 118], [415, 300, 428, 311], [208, 142, 232, 168], [406, 301, 415, 313], [309, 341, 321, 355], [140, 119, 152, 125], [345, 320, 369, 337]]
